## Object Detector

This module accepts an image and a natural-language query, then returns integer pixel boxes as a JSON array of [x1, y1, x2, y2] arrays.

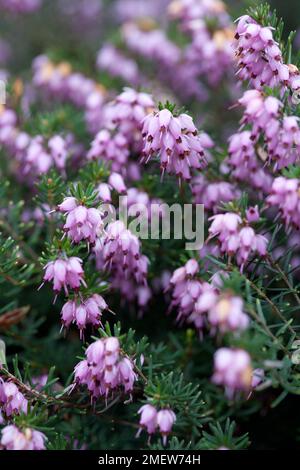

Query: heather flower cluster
[[61, 294, 107, 339], [191, 175, 240, 213], [234, 15, 289, 90], [58, 196, 104, 245], [95, 220, 149, 307], [237, 89, 300, 169], [42, 257, 86, 295], [0, 380, 28, 417], [267, 177, 300, 229], [212, 348, 263, 399], [208, 211, 268, 270], [0, 107, 78, 183], [137, 404, 176, 445], [88, 88, 154, 174], [227, 130, 273, 193], [1, 425, 46, 450], [168, 259, 249, 334], [41, 193, 110, 335], [74, 337, 137, 398], [88, 129, 129, 174], [142, 108, 212, 182]]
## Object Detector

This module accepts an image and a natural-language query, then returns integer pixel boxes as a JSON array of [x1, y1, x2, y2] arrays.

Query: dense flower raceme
[[42, 257, 86, 295], [234, 15, 290, 90], [137, 405, 176, 445], [99, 220, 148, 286], [267, 177, 300, 229], [60, 294, 108, 338], [212, 348, 264, 398], [58, 196, 104, 245], [93, 220, 150, 309], [236, 89, 300, 169], [226, 130, 273, 194], [0, 425, 46, 450], [0, 107, 80, 181], [168, 259, 249, 334], [74, 337, 137, 398], [208, 211, 268, 270], [141, 108, 213, 182], [0, 379, 28, 417]]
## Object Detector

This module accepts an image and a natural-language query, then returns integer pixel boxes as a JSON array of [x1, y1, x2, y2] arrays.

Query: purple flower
[[234, 15, 289, 90], [137, 404, 176, 444], [73, 337, 137, 398], [227, 130, 273, 193], [104, 88, 154, 138], [169, 259, 250, 335], [142, 108, 212, 182], [246, 206, 260, 223], [87, 129, 129, 173], [61, 294, 108, 338], [157, 409, 176, 445], [0, 380, 28, 417], [97, 183, 112, 203], [48, 135, 68, 170], [58, 197, 103, 244], [267, 177, 300, 229], [208, 211, 268, 270], [191, 174, 240, 213], [212, 348, 254, 398], [1, 425, 46, 450], [108, 172, 127, 194], [100, 220, 149, 286], [137, 404, 157, 435], [42, 257, 86, 294], [208, 296, 249, 334]]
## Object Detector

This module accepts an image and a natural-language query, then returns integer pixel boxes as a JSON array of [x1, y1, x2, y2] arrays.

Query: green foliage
[[198, 419, 250, 450]]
